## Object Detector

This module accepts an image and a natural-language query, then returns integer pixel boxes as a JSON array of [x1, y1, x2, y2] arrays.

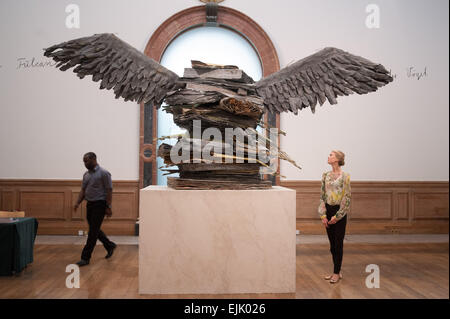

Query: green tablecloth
[[0, 217, 38, 276]]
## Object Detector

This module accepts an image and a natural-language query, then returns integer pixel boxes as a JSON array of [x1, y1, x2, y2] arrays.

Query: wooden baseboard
[[36, 221, 136, 235]]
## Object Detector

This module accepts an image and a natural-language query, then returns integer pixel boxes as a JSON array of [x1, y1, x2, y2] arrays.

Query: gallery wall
[[0, 0, 448, 181]]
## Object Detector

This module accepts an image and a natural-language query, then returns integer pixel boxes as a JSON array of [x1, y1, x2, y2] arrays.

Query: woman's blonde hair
[[332, 150, 345, 166]]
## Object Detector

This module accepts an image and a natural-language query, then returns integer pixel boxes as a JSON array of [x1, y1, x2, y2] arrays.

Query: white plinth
[[138, 186, 296, 294]]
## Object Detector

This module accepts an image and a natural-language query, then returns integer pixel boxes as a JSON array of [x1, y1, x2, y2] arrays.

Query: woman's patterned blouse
[[318, 171, 351, 221]]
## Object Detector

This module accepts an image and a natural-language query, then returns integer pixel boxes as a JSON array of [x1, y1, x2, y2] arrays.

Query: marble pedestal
[[138, 186, 296, 294]]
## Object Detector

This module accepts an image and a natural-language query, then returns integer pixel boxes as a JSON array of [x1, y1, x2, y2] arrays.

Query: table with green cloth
[[0, 217, 39, 276]]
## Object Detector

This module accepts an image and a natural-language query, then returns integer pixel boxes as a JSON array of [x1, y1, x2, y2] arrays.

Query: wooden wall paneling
[[108, 191, 138, 221], [413, 190, 449, 220], [64, 189, 72, 221], [71, 191, 86, 221], [1, 189, 16, 211], [396, 190, 410, 220], [0, 179, 447, 234], [19, 188, 66, 221], [350, 191, 393, 220], [408, 189, 414, 223], [392, 190, 398, 220], [0, 180, 139, 235], [295, 190, 321, 220], [71, 183, 88, 222], [281, 180, 448, 234]]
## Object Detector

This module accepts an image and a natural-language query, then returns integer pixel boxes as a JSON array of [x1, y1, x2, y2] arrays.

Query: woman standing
[[318, 150, 351, 284]]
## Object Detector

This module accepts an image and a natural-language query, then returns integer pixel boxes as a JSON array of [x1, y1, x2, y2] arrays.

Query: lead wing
[[255, 47, 393, 114], [44, 33, 180, 106]]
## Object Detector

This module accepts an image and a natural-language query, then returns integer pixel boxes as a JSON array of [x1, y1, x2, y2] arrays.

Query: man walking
[[74, 152, 116, 266]]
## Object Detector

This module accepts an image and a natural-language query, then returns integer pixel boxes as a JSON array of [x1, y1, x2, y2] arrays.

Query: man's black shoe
[[105, 243, 117, 259], [76, 259, 89, 267]]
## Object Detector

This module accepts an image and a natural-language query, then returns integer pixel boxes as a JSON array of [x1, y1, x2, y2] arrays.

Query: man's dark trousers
[[81, 200, 115, 261]]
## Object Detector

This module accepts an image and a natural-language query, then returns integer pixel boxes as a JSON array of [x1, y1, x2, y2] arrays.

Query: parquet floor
[[0, 239, 448, 299]]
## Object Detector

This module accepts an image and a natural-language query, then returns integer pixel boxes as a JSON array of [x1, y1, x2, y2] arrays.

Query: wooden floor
[[0, 242, 448, 299]]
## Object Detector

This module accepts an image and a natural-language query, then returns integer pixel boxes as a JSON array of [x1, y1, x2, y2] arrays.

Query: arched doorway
[[139, 5, 280, 188], [157, 26, 263, 185]]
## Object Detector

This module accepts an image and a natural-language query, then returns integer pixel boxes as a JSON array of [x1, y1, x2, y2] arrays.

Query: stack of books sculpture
[[157, 61, 284, 190]]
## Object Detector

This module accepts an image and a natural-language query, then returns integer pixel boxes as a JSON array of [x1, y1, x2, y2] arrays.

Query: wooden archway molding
[[139, 5, 280, 188]]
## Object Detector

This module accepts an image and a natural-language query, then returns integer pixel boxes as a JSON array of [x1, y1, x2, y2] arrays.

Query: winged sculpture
[[44, 33, 393, 189]]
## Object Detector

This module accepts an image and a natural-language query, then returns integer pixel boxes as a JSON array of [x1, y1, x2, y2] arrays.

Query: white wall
[[0, 0, 448, 181]]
